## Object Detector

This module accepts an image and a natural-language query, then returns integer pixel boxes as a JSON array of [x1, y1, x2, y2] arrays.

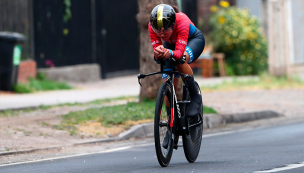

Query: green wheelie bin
[[0, 32, 26, 91]]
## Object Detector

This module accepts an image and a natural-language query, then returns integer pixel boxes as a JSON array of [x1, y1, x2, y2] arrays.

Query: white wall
[[236, 0, 268, 39], [291, 0, 304, 64], [236, 0, 262, 20], [267, 0, 304, 77]]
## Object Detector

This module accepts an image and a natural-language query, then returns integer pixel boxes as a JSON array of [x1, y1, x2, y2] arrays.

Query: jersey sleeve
[[148, 23, 162, 50], [171, 16, 191, 59]]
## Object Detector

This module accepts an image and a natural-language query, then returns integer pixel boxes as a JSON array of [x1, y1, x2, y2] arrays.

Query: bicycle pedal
[[173, 144, 183, 150]]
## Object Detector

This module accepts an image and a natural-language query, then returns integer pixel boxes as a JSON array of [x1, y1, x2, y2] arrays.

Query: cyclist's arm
[[148, 23, 165, 60], [148, 23, 162, 50], [171, 20, 190, 60]]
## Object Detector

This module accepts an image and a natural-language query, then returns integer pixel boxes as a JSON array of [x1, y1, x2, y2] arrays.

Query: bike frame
[[138, 62, 190, 128], [139, 60, 204, 166]]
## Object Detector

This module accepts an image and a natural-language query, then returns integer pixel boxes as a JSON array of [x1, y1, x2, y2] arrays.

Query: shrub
[[209, 1, 268, 75]]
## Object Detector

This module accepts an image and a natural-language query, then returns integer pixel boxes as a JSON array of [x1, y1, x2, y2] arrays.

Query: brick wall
[[197, 0, 236, 33], [18, 60, 36, 83]]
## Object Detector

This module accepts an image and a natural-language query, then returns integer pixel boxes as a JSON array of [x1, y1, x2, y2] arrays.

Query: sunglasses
[[153, 27, 173, 34]]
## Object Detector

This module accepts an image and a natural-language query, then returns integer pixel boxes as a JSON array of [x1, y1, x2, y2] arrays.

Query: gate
[[33, 0, 93, 68], [95, 0, 139, 78], [33, 0, 139, 78]]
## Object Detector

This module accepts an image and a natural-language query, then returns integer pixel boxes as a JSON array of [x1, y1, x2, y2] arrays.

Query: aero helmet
[[150, 4, 176, 31]]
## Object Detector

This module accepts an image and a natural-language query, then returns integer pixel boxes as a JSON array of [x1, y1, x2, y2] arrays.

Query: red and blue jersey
[[148, 12, 196, 60]]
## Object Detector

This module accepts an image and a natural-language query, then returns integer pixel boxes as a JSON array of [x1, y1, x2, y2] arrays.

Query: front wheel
[[154, 82, 174, 167]]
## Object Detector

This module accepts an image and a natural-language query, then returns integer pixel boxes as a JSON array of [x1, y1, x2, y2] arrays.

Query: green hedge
[[209, 2, 268, 75]]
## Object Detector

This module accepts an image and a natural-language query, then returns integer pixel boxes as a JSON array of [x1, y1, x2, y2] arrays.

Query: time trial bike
[[138, 58, 203, 167]]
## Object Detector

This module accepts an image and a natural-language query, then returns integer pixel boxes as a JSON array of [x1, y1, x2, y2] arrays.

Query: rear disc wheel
[[182, 82, 203, 163]]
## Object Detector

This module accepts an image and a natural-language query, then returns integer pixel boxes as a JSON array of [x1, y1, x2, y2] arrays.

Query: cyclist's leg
[[175, 51, 193, 77], [162, 42, 180, 108], [162, 42, 180, 149], [176, 29, 205, 117]]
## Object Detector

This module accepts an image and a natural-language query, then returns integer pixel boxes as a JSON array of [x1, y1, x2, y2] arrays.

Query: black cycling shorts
[[162, 27, 205, 79]]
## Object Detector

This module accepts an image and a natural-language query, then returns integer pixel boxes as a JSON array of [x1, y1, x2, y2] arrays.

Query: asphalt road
[[1, 121, 304, 173]]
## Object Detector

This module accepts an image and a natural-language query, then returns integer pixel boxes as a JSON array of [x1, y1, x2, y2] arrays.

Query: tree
[[136, 0, 182, 101]]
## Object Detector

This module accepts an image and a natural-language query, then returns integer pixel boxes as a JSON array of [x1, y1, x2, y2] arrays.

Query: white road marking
[[0, 127, 258, 167], [253, 162, 304, 173], [0, 146, 131, 167], [134, 143, 154, 147], [202, 128, 253, 138]]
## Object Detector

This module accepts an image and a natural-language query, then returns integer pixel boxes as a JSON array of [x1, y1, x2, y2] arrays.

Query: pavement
[[0, 75, 258, 110]]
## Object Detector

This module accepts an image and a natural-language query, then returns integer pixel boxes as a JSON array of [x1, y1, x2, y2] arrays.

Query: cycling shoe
[[187, 95, 202, 117], [162, 130, 170, 149]]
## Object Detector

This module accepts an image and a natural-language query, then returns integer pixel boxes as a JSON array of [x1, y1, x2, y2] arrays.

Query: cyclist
[[149, 4, 205, 117], [149, 4, 205, 148]]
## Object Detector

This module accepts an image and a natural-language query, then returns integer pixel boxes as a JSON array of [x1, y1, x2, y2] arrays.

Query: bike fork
[[178, 84, 189, 135], [169, 73, 174, 128]]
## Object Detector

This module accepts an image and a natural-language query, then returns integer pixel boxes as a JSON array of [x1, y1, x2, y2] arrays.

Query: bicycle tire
[[154, 82, 174, 167], [182, 82, 203, 163]]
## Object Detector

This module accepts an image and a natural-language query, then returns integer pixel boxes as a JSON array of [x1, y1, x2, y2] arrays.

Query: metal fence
[[94, 0, 139, 78], [0, 0, 33, 59]]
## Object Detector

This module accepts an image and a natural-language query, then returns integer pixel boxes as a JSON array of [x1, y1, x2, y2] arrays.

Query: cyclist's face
[[154, 27, 173, 41]]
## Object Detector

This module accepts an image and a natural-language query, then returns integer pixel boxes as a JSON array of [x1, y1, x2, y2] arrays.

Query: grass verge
[[0, 96, 137, 117], [56, 99, 217, 135], [202, 73, 304, 92], [13, 73, 73, 93]]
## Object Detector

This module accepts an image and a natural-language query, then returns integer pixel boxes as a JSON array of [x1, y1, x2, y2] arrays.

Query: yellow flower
[[248, 32, 254, 39], [219, 16, 225, 24], [210, 5, 217, 12], [232, 30, 238, 37], [219, 1, 230, 8], [241, 55, 245, 61], [63, 28, 69, 35], [244, 20, 249, 26]]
